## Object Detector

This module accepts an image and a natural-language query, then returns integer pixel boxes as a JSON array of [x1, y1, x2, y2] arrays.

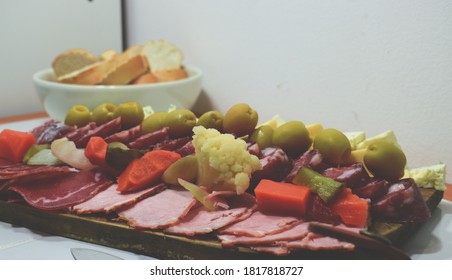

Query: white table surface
[[0, 221, 155, 260], [0, 118, 451, 260]]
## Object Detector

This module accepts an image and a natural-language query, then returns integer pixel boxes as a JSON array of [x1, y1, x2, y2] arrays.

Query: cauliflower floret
[[192, 126, 261, 194]]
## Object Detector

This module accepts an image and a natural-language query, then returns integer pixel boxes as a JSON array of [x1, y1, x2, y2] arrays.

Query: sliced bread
[[52, 48, 97, 78], [142, 40, 184, 72], [100, 45, 149, 85], [57, 57, 119, 85]]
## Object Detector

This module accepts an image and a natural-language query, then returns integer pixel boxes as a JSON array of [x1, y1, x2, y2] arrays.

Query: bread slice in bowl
[[57, 56, 119, 85], [52, 48, 97, 78], [100, 45, 149, 85], [142, 40, 188, 82]]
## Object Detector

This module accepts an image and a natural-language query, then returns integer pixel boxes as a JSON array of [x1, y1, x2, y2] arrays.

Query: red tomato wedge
[[117, 150, 181, 192], [330, 188, 369, 228], [254, 179, 311, 216], [0, 129, 36, 163]]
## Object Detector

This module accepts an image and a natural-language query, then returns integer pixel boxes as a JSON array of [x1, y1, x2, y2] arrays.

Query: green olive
[[250, 125, 274, 149], [313, 128, 352, 165], [90, 103, 117, 125], [162, 155, 198, 185], [272, 121, 311, 157], [164, 109, 197, 138], [113, 101, 144, 129], [223, 103, 258, 137], [197, 111, 224, 131], [64, 105, 91, 127], [363, 140, 407, 181], [141, 111, 169, 134]]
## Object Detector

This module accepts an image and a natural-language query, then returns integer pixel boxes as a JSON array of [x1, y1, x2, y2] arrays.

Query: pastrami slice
[[219, 210, 300, 237], [117, 187, 197, 230], [165, 193, 256, 236], [217, 222, 310, 247], [72, 183, 166, 214], [9, 170, 113, 210]]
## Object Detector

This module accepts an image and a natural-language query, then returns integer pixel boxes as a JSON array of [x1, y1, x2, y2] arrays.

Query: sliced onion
[[51, 137, 94, 170]]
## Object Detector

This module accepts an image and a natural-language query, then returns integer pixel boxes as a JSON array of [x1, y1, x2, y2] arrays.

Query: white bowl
[[33, 65, 203, 121]]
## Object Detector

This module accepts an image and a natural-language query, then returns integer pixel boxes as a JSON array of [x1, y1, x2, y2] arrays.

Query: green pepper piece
[[105, 142, 145, 170], [292, 167, 343, 203]]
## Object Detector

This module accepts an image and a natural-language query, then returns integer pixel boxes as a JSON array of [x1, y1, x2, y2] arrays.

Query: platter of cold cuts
[[0, 102, 446, 259]]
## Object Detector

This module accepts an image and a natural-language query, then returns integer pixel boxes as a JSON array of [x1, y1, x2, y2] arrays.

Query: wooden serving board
[[0, 188, 444, 260]]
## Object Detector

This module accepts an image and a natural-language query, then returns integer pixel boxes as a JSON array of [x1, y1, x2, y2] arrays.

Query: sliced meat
[[281, 232, 355, 251], [0, 166, 76, 194], [308, 193, 341, 225], [165, 193, 256, 236], [353, 179, 389, 200], [284, 149, 325, 182], [0, 158, 17, 168], [174, 140, 194, 157], [372, 178, 431, 223], [154, 137, 191, 152], [247, 142, 261, 157], [219, 210, 300, 237], [0, 164, 75, 180], [128, 127, 169, 149], [217, 222, 310, 247], [65, 122, 97, 143], [104, 124, 142, 144], [321, 163, 369, 188], [30, 119, 76, 144], [72, 183, 166, 214], [251, 147, 291, 183], [117, 187, 197, 230], [250, 245, 291, 256], [8, 170, 113, 210], [74, 117, 122, 148], [204, 190, 240, 209]]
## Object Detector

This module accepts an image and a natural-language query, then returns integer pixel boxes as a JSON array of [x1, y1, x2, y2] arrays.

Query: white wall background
[[0, 0, 450, 182], [0, 0, 122, 118], [125, 0, 452, 182]]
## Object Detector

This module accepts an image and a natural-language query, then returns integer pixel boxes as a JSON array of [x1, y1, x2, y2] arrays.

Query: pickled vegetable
[[106, 142, 144, 170], [272, 121, 311, 157], [313, 128, 351, 165], [223, 103, 258, 137], [113, 102, 145, 129], [23, 144, 50, 163], [90, 103, 117, 125], [164, 109, 197, 138], [250, 125, 274, 149], [117, 150, 181, 192], [141, 112, 169, 134], [292, 167, 343, 203], [162, 155, 198, 185], [363, 139, 406, 181], [27, 149, 64, 166], [64, 105, 91, 127], [197, 111, 224, 131]]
